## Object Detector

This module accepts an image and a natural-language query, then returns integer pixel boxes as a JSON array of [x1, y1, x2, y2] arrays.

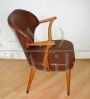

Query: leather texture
[[29, 40, 75, 71], [8, 9, 39, 64], [8, 9, 75, 71]]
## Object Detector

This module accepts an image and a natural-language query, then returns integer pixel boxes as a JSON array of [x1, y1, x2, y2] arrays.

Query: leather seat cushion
[[29, 40, 75, 71]]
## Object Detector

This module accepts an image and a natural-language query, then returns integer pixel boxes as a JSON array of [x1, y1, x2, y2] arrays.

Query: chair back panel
[[8, 9, 39, 63]]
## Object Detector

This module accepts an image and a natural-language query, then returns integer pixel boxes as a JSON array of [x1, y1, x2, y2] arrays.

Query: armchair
[[8, 9, 75, 95]]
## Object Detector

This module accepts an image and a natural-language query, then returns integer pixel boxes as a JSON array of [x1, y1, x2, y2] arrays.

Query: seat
[[8, 9, 75, 95]]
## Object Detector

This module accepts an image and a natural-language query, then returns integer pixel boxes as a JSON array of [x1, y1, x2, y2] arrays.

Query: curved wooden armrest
[[40, 17, 57, 23], [26, 41, 55, 47], [39, 16, 57, 41]]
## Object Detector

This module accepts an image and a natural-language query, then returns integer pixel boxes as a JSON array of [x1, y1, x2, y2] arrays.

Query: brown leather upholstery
[[8, 9, 39, 63], [29, 40, 75, 71], [8, 9, 75, 71]]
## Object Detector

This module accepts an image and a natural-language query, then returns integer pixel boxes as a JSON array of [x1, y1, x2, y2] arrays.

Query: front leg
[[26, 67, 35, 93]]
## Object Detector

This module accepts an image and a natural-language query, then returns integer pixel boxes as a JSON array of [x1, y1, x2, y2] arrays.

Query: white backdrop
[[0, 0, 90, 59]]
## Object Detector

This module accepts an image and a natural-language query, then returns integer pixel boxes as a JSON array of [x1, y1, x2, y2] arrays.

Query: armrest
[[40, 17, 57, 23], [39, 17, 57, 41], [26, 41, 55, 47]]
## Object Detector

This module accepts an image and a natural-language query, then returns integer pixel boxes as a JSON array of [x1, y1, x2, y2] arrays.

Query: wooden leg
[[26, 67, 35, 93], [66, 69, 71, 96]]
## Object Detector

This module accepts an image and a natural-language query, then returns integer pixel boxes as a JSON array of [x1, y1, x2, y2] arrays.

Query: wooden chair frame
[[26, 17, 71, 95]]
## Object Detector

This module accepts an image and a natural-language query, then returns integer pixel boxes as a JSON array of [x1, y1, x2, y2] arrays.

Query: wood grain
[[26, 67, 35, 93], [39, 17, 57, 23], [26, 41, 55, 47], [0, 59, 90, 99]]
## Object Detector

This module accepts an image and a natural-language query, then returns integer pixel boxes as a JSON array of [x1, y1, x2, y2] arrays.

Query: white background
[[0, 0, 90, 59]]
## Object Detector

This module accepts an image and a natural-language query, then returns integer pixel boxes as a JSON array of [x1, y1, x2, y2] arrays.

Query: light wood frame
[[26, 17, 71, 95]]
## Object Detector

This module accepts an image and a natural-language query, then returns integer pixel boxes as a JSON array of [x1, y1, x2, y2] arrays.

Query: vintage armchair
[[8, 9, 75, 95]]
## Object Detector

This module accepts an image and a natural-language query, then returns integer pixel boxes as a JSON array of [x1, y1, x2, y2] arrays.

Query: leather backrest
[[8, 9, 39, 41], [8, 9, 39, 63]]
